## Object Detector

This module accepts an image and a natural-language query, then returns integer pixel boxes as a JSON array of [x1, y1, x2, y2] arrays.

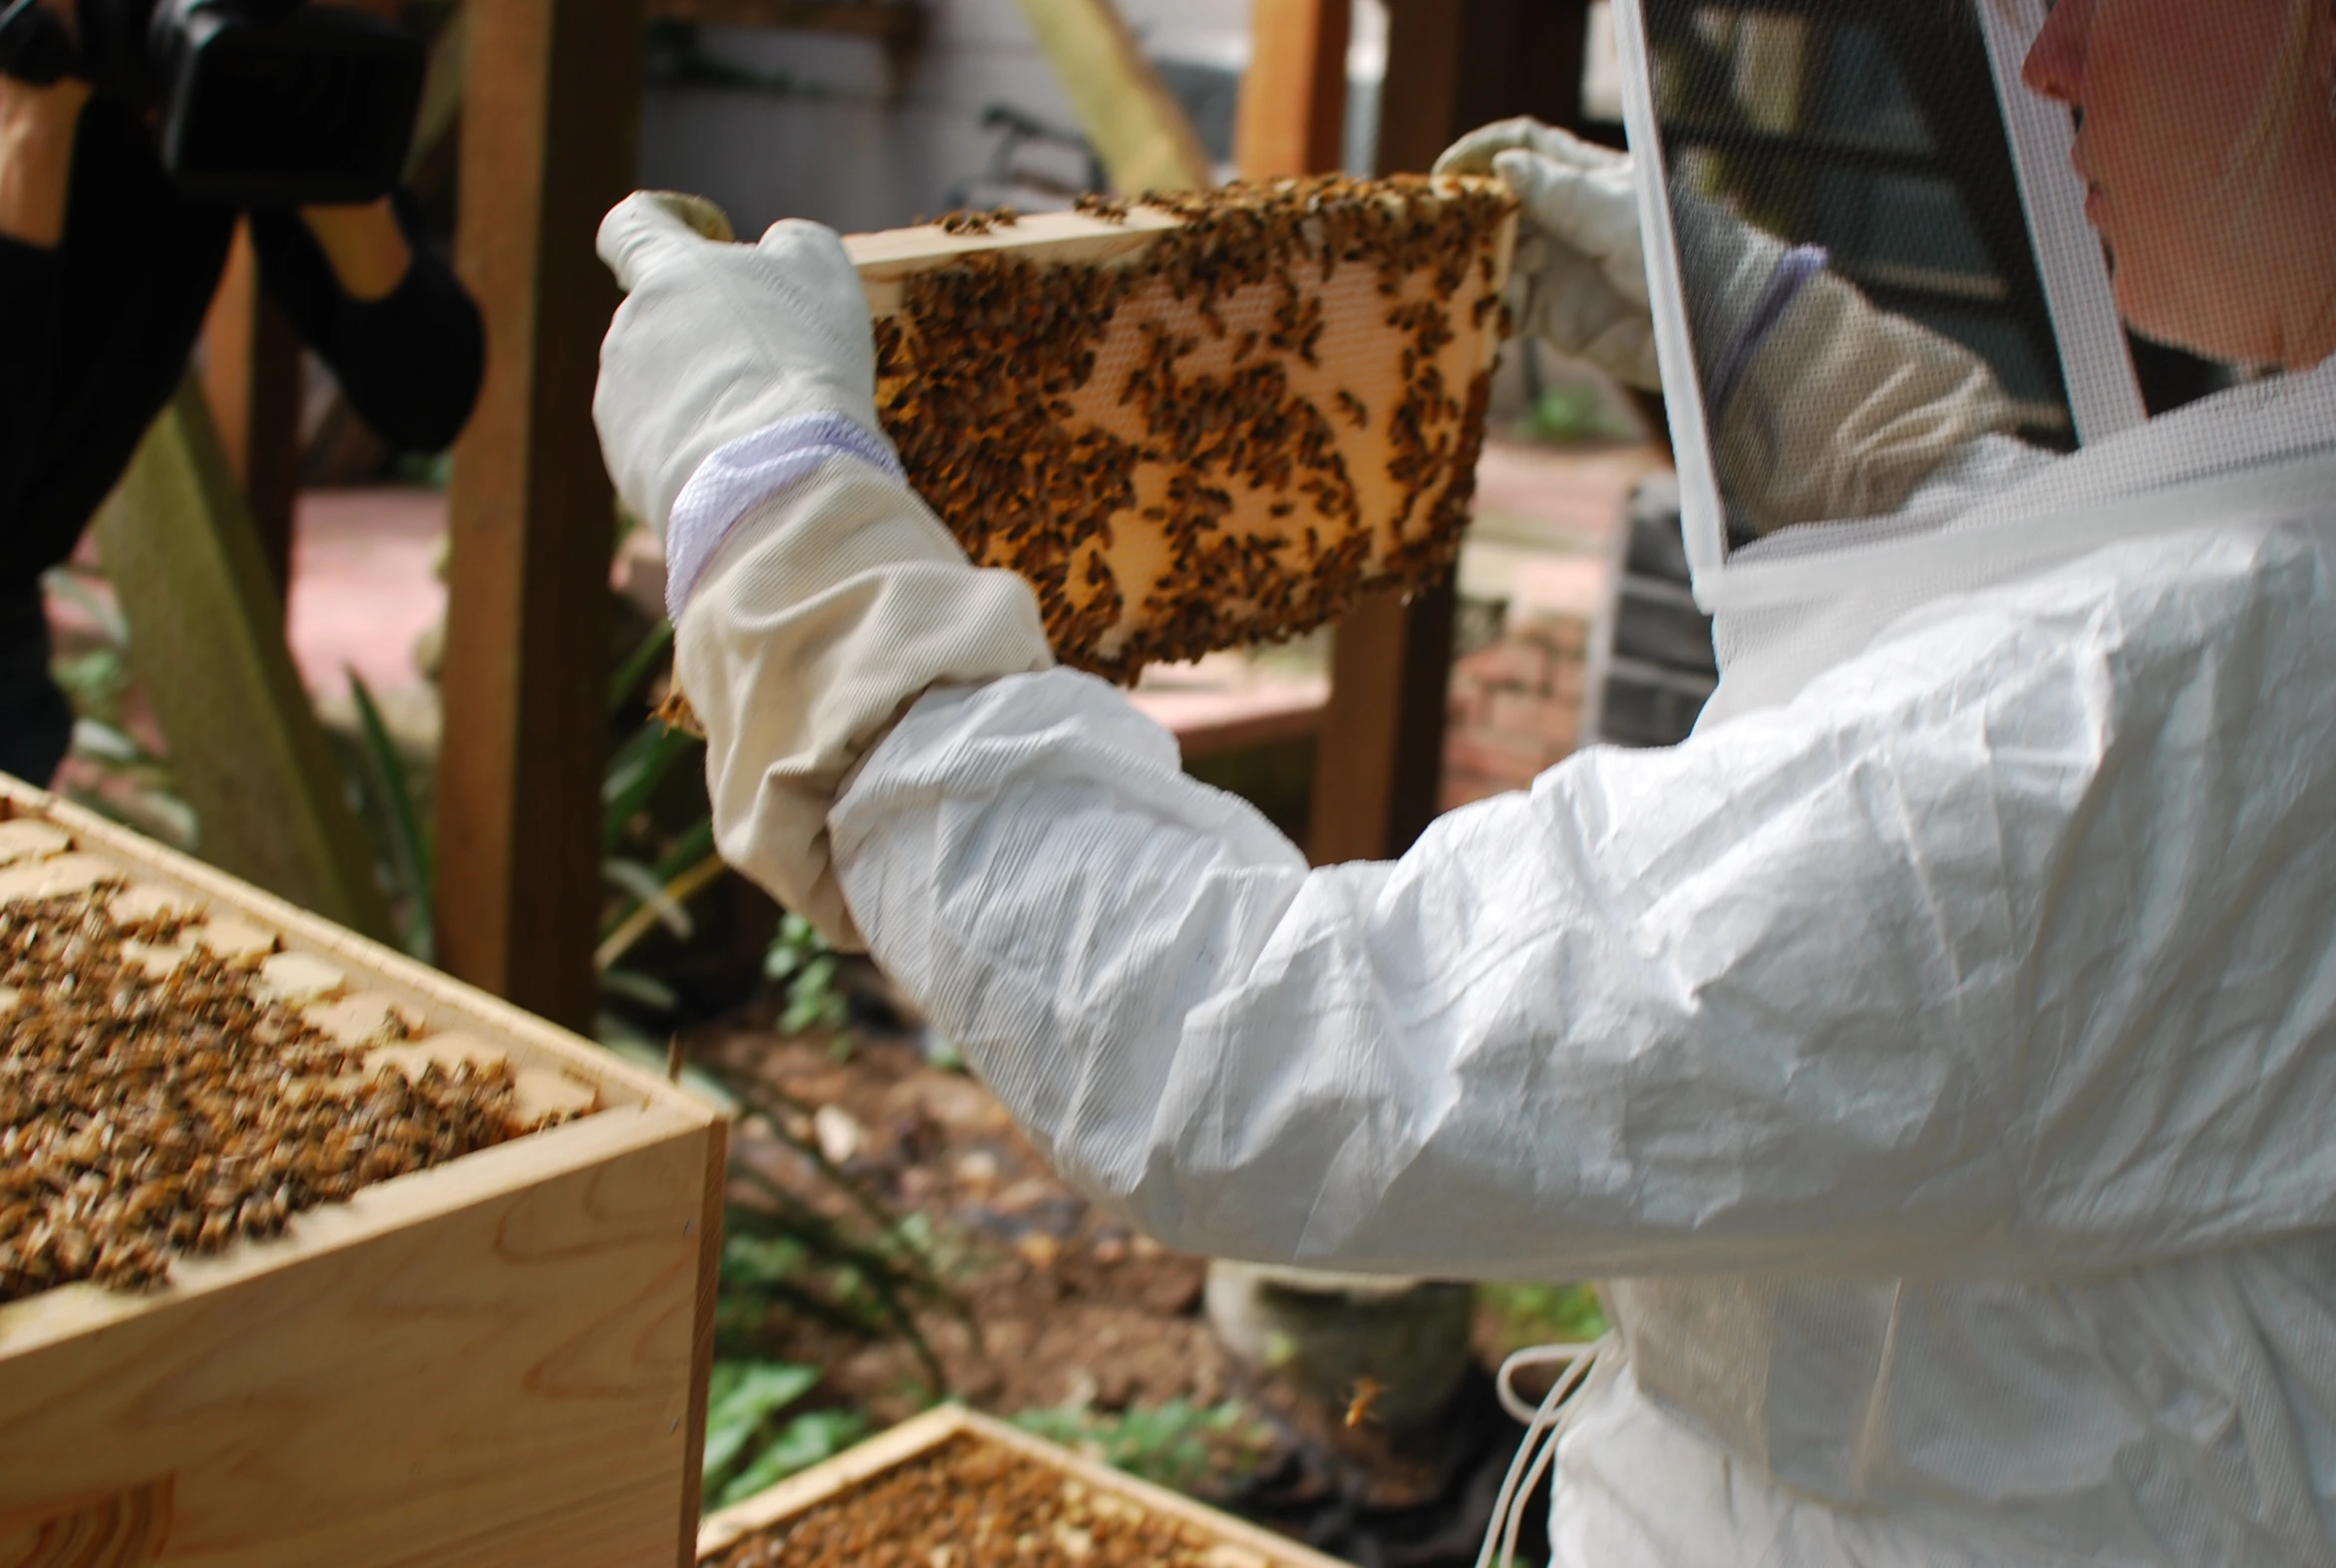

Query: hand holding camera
[[0, 0, 423, 207]]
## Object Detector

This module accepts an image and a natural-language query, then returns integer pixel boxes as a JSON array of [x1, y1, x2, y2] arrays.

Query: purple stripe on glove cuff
[[664, 413, 906, 620], [1705, 244, 1830, 427]]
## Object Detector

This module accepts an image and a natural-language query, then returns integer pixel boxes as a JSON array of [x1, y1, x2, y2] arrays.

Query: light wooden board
[[0, 776, 724, 1567], [696, 1404, 1352, 1568]]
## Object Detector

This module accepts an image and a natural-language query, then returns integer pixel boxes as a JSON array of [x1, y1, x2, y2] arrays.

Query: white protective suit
[[598, 190, 2336, 1568]]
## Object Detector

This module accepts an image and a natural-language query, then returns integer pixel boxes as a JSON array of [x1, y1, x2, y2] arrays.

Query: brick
[[1445, 730, 1549, 789], [1487, 691, 1580, 752], [1456, 638, 1548, 693], [1517, 613, 1591, 658]]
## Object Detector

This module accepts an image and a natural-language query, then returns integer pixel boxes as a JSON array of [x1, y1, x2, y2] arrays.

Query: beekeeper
[[591, 0, 2336, 1558]]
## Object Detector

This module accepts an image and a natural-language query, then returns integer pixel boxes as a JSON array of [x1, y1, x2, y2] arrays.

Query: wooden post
[[1308, 0, 1595, 865], [436, 0, 641, 1031], [198, 223, 304, 603], [1236, 0, 1353, 180]]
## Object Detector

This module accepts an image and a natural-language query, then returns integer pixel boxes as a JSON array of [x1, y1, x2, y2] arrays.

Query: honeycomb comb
[[847, 174, 1519, 682]]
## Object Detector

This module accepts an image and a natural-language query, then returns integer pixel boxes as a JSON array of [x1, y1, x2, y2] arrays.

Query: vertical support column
[[436, 0, 640, 1030], [1308, 0, 1594, 865], [1235, 0, 1352, 180], [199, 223, 304, 603]]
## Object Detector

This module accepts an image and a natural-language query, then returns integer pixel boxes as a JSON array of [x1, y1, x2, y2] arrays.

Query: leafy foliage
[[701, 1359, 869, 1511], [764, 912, 850, 1041], [1479, 1281, 1608, 1351], [1009, 1399, 1277, 1497]]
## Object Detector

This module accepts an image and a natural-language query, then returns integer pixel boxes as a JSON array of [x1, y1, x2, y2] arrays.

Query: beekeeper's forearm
[[826, 665, 2032, 1281], [828, 530, 2336, 1281]]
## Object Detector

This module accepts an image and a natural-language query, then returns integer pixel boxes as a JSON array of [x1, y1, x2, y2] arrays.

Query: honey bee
[[1345, 1375, 1389, 1428]]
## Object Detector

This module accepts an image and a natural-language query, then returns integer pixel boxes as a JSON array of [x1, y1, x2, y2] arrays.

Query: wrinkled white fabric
[[786, 354, 2336, 1567]]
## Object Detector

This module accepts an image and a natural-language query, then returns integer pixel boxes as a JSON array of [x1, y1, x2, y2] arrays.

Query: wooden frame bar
[[697, 1405, 1350, 1566]]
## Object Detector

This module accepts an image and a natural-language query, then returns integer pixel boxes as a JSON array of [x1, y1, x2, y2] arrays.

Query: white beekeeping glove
[[1437, 119, 1663, 392], [1437, 120, 2021, 533], [592, 191, 1052, 948]]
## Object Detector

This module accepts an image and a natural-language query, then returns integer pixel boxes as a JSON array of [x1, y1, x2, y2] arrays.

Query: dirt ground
[[701, 1027, 1228, 1426], [695, 1018, 1581, 1566]]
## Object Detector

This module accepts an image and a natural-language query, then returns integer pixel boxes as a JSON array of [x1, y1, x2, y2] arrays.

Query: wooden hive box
[[0, 778, 726, 1568], [696, 1404, 1351, 1567], [848, 175, 1519, 681]]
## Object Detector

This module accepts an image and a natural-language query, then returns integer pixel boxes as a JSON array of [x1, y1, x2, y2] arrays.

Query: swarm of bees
[[872, 172, 1518, 682], [0, 877, 561, 1304]]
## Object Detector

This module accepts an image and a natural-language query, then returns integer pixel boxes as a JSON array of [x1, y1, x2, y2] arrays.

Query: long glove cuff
[[665, 411, 903, 619]]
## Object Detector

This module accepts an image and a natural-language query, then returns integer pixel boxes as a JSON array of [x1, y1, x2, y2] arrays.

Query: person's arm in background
[[0, 61, 89, 523], [0, 68, 83, 246], [249, 191, 484, 453]]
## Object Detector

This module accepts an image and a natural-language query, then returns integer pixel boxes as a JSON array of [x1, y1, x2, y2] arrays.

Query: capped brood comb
[[851, 174, 1519, 682]]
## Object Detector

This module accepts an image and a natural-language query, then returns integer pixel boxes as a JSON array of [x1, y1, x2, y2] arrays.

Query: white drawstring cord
[[1475, 1336, 1610, 1568]]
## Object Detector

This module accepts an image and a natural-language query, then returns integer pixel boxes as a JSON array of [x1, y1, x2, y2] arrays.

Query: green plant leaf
[[603, 856, 695, 940], [41, 566, 129, 646], [598, 966, 679, 1012], [68, 719, 147, 764], [713, 1410, 869, 1510], [702, 1361, 823, 1481], [602, 720, 700, 854]]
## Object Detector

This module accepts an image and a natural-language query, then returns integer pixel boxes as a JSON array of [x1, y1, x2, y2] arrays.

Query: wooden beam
[[93, 380, 391, 938], [1308, 0, 1595, 864], [1010, 0, 1213, 193], [436, 0, 641, 1030], [1236, 0, 1352, 179], [198, 222, 304, 603]]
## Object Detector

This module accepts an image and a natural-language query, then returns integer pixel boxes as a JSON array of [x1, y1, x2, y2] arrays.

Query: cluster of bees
[[873, 173, 1516, 682], [0, 887, 523, 1303], [709, 1435, 1226, 1566], [936, 205, 1022, 237]]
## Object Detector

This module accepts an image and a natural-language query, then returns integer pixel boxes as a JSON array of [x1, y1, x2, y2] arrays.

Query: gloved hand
[[1438, 118, 2021, 533], [592, 191, 1053, 950], [595, 192, 892, 592], [1436, 119, 1661, 392]]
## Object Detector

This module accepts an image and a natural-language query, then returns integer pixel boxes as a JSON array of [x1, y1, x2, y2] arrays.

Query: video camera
[[0, 0, 424, 206]]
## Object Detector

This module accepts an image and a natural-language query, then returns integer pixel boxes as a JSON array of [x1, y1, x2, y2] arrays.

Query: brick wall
[[1441, 613, 1591, 813]]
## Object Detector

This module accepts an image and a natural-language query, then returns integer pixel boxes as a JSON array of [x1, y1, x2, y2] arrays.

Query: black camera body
[[0, 0, 423, 206]]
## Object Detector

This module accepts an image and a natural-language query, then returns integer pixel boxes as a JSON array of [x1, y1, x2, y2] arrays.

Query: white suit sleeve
[[822, 524, 2336, 1280]]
